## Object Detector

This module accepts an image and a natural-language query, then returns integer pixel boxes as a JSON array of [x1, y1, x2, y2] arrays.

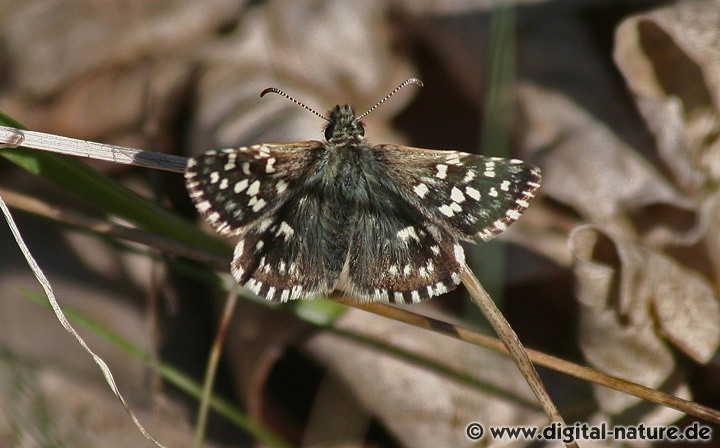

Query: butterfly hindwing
[[338, 172, 464, 304], [230, 174, 353, 302], [373, 144, 541, 243], [185, 141, 324, 235]]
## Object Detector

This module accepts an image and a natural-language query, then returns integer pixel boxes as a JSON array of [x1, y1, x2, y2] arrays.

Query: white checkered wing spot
[[185, 142, 323, 235], [373, 144, 541, 243]]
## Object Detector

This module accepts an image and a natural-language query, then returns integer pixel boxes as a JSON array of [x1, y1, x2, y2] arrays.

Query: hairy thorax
[[320, 105, 375, 207]]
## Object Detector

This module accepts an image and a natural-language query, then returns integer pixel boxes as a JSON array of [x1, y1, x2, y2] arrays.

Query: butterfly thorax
[[317, 105, 376, 205]]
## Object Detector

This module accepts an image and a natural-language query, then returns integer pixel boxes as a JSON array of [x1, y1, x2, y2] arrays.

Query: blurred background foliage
[[1, 0, 719, 446]]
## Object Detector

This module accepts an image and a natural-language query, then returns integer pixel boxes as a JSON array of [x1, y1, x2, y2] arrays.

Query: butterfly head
[[260, 78, 423, 145], [324, 105, 365, 143]]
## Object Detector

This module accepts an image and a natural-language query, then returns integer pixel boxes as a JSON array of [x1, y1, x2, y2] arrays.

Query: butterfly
[[185, 79, 540, 304]]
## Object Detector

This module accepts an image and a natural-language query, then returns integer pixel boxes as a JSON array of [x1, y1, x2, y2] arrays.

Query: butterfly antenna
[[355, 78, 424, 122], [260, 87, 329, 122]]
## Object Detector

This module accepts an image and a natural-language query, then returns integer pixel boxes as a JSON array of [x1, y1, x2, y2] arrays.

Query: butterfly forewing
[[373, 144, 541, 243], [185, 141, 324, 235]]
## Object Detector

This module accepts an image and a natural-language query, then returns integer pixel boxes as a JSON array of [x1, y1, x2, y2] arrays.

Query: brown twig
[[0, 188, 228, 269], [343, 300, 720, 426], [461, 263, 576, 447]]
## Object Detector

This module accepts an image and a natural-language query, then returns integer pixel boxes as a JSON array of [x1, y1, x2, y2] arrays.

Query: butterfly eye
[[324, 123, 334, 141], [354, 120, 365, 137]]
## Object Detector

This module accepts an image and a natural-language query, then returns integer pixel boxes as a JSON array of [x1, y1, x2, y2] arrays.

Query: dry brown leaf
[[304, 307, 546, 448], [0, 0, 241, 142], [0, 273, 206, 446], [614, 0, 720, 284], [222, 300, 311, 421], [0, 354, 206, 447], [188, 0, 416, 154], [511, 1, 720, 422], [700, 194, 720, 282], [614, 0, 720, 190], [570, 225, 720, 412], [519, 82, 693, 226], [0, 0, 245, 96]]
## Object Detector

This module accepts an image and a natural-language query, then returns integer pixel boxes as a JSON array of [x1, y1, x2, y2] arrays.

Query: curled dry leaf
[[614, 0, 720, 276], [513, 0, 720, 423], [519, 82, 693, 226], [570, 225, 720, 412], [614, 0, 720, 190]]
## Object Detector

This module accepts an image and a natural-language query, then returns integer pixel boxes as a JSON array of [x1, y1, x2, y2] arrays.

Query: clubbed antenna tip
[[260, 87, 328, 121]]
